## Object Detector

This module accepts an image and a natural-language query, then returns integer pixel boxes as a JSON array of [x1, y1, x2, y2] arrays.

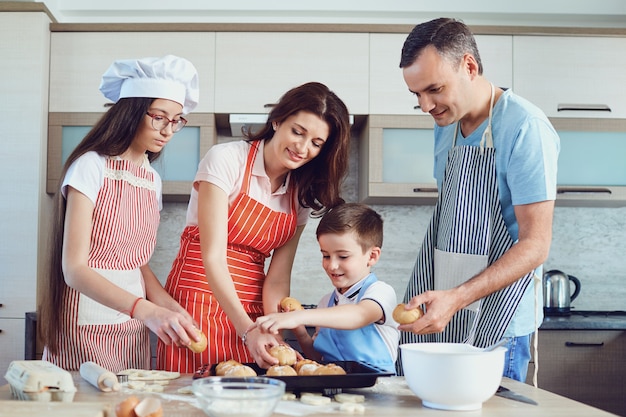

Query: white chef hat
[[99, 55, 199, 114]]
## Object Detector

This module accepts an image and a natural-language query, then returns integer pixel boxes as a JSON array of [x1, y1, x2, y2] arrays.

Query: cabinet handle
[[557, 187, 612, 195], [414, 105, 421, 110], [565, 341, 605, 347], [413, 187, 438, 193], [557, 103, 611, 112], [263, 103, 277, 108]]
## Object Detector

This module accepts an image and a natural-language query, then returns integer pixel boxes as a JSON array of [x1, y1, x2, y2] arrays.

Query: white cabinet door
[[50, 32, 216, 113], [214, 32, 369, 114], [513, 36, 626, 118], [369, 34, 512, 115]]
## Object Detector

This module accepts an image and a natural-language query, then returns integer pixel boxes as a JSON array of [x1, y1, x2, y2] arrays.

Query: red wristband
[[129, 297, 143, 318]]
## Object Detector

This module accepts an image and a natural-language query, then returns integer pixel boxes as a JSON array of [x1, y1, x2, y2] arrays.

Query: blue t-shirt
[[433, 89, 560, 336]]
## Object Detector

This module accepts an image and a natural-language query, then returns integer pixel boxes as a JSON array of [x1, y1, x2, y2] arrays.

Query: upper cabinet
[[214, 32, 369, 115], [49, 32, 216, 113], [369, 34, 513, 115], [513, 36, 626, 119]]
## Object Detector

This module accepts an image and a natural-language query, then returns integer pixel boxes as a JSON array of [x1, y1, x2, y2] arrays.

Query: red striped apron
[[158, 141, 297, 372], [43, 157, 157, 372]]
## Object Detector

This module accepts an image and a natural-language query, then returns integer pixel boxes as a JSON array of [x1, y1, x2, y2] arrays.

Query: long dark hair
[[245, 82, 350, 216], [39, 97, 157, 354]]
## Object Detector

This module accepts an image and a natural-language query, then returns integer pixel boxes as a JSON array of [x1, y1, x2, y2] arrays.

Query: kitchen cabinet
[[46, 112, 216, 199], [527, 329, 626, 416], [49, 32, 216, 113], [359, 115, 437, 204], [551, 118, 626, 207], [369, 34, 513, 115], [513, 36, 626, 119], [214, 32, 369, 115]]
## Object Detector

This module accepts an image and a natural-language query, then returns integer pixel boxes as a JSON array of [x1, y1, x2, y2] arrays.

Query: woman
[[39, 55, 201, 372], [158, 82, 351, 372]]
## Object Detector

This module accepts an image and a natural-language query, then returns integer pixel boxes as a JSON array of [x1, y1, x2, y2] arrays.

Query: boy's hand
[[254, 311, 304, 334]]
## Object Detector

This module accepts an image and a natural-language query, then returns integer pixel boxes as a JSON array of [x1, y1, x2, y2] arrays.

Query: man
[[397, 18, 560, 382]]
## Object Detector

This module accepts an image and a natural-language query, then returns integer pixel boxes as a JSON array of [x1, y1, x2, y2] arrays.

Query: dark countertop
[[540, 310, 626, 330]]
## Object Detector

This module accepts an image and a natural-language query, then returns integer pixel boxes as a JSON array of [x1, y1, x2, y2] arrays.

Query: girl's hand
[[132, 299, 199, 347]]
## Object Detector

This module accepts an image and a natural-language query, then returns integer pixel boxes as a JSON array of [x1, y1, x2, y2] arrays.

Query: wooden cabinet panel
[[214, 32, 369, 114], [513, 36, 626, 119], [550, 118, 626, 207], [46, 112, 216, 199], [528, 330, 626, 416], [369, 34, 512, 115], [359, 115, 437, 204], [50, 32, 216, 113]]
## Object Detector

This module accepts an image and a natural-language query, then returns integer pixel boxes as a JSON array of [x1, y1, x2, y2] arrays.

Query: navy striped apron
[[401, 84, 532, 352]]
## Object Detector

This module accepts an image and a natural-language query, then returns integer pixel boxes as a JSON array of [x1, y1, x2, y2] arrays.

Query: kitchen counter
[[540, 310, 626, 330], [0, 372, 617, 416]]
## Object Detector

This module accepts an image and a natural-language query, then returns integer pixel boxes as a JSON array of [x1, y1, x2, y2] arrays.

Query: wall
[[150, 132, 626, 314], [0, 10, 51, 383]]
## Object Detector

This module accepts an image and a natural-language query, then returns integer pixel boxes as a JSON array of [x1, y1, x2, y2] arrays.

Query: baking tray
[[199, 361, 393, 393]]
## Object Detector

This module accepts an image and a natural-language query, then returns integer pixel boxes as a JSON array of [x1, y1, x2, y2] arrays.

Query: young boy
[[254, 203, 400, 373]]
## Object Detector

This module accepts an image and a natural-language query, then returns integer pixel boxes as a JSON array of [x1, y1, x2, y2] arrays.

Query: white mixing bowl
[[400, 342, 506, 411]]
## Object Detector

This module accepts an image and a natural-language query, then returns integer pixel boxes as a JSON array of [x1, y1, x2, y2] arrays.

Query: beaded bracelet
[[129, 297, 143, 318]]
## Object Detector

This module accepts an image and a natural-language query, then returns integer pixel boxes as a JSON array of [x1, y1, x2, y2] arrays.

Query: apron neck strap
[[453, 83, 496, 151]]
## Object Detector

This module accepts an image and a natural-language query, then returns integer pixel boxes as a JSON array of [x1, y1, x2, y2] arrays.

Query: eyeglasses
[[146, 112, 187, 133]]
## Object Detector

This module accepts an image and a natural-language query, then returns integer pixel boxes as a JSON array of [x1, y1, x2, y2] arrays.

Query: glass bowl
[[192, 376, 285, 417]]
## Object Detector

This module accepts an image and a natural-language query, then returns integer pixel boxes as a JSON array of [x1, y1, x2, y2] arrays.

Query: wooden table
[[0, 373, 618, 416]]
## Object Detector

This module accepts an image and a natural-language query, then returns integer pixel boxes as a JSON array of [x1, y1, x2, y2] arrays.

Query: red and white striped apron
[[43, 157, 158, 372], [158, 141, 298, 373]]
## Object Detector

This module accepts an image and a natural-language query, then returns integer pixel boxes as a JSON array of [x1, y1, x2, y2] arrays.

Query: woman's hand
[[243, 326, 281, 369]]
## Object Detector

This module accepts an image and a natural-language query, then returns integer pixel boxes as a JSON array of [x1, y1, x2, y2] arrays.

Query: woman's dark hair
[[244, 82, 351, 216], [400, 17, 483, 74], [38, 97, 157, 353]]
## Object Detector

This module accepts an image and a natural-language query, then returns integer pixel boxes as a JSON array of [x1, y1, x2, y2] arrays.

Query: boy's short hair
[[316, 203, 383, 252]]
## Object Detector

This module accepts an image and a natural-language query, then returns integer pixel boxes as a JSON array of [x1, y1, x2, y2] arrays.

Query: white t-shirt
[[62, 151, 162, 209], [317, 275, 400, 362], [186, 140, 311, 226]]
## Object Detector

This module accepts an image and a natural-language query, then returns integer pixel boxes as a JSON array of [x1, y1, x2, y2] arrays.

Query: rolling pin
[[79, 361, 121, 392]]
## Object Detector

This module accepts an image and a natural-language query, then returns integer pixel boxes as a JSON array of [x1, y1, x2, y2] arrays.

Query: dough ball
[[215, 360, 241, 376], [224, 364, 257, 377], [187, 329, 208, 353], [268, 344, 297, 366], [313, 363, 346, 375], [297, 363, 321, 376], [280, 297, 304, 312], [266, 365, 297, 376], [392, 303, 424, 324], [294, 359, 319, 374]]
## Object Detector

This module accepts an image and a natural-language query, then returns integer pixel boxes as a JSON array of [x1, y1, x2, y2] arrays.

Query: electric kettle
[[543, 269, 581, 316]]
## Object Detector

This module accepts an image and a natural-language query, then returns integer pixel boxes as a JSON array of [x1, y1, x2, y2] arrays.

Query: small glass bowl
[[192, 376, 286, 417]]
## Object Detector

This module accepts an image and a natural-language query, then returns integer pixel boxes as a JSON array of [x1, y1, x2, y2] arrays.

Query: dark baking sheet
[[201, 361, 393, 392]]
